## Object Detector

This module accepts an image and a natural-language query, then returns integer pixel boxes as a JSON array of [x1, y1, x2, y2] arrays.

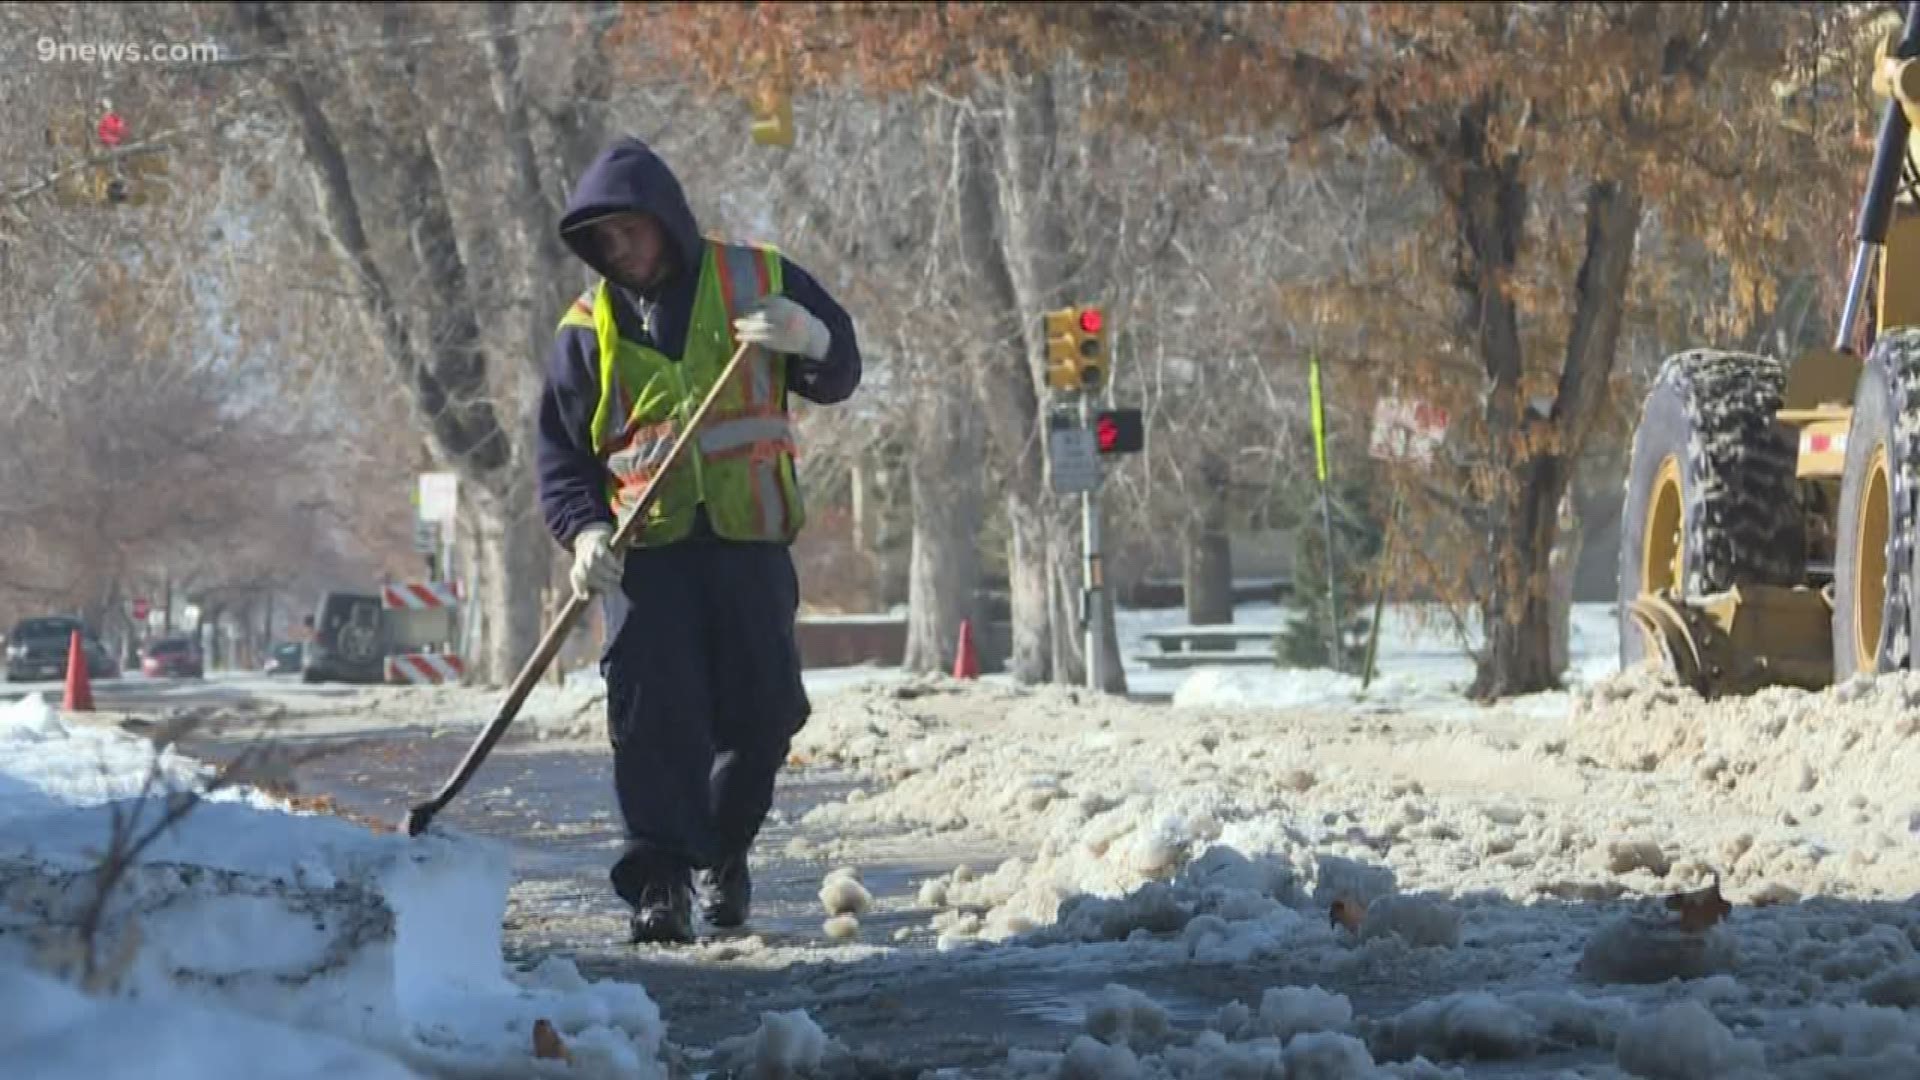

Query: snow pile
[[0, 961, 423, 1080], [1613, 999, 1767, 1079], [709, 1009, 862, 1079], [1567, 665, 1920, 898], [782, 671, 1920, 1076], [0, 693, 670, 1079], [792, 678, 1548, 946]]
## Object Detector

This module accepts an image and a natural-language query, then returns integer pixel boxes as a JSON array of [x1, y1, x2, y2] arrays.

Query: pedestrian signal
[[1076, 306, 1109, 391], [1094, 408, 1143, 455]]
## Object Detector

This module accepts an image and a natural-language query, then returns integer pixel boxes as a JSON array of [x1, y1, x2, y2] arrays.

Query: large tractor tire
[[1618, 350, 1807, 669], [1835, 328, 1920, 679]]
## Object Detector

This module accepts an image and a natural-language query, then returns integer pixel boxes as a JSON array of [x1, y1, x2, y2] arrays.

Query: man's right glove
[[570, 524, 624, 598]]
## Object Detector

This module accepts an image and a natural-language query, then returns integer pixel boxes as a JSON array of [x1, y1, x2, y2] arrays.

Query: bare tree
[[219, 2, 621, 684]]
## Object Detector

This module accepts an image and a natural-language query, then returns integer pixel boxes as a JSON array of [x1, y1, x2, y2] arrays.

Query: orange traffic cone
[[952, 619, 979, 680], [63, 629, 94, 712]]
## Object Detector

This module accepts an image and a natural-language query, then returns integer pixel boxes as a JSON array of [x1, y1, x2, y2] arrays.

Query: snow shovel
[[403, 340, 756, 838]]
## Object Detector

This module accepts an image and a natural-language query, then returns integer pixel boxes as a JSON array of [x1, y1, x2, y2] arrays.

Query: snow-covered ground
[[0, 692, 671, 1079], [785, 599, 1622, 709], [1117, 599, 1622, 707], [775, 660, 1920, 1077], [25, 594, 1920, 1077]]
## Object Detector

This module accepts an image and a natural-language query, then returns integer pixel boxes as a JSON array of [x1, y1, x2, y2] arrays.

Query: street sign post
[[417, 472, 459, 523], [1359, 397, 1447, 689], [1368, 398, 1450, 464], [1047, 418, 1103, 496], [417, 472, 459, 585]]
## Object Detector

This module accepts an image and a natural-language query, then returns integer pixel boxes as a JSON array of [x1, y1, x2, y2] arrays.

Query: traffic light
[[750, 85, 794, 148], [1094, 408, 1144, 455], [41, 108, 167, 208], [1045, 308, 1082, 390], [1075, 306, 1109, 391], [1043, 305, 1111, 392]]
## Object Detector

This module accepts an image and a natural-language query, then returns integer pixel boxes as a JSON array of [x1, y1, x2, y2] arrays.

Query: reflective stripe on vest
[[714, 242, 777, 411], [606, 415, 794, 487]]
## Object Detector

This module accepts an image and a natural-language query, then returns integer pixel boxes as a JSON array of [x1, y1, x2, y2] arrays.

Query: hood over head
[[558, 138, 703, 298]]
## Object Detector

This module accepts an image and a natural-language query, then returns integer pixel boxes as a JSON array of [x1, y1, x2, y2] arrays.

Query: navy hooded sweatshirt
[[535, 138, 863, 552]]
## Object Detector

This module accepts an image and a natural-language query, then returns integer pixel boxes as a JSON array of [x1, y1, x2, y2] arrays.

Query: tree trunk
[[1403, 91, 1644, 700], [994, 67, 1127, 694], [1450, 164, 1639, 700], [236, 2, 550, 684], [903, 377, 983, 673], [952, 99, 1050, 683], [466, 475, 548, 686], [1004, 493, 1054, 683], [481, 2, 579, 379], [1473, 457, 1564, 697], [869, 457, 913, 612], [1184, 452, 1234, 625], [1548, 490, 1582, 678]]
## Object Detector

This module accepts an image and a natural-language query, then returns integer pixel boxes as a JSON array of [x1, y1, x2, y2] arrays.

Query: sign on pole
[[1368, 398, 1451, 464], [417, 472, 459, 524], [131, 597, 149, 621], [1047, 423, 1104, 496], [414, 519, 440, 554]]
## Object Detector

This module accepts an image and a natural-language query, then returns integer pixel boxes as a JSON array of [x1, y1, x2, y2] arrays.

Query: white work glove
[[733, 296, 831, 360], [569, 524, 623, 598]]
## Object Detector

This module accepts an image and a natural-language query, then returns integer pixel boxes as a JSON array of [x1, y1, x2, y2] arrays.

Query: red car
[[141, 636, 204, 679]]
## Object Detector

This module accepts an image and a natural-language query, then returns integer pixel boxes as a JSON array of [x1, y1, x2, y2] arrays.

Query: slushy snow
[[774, 647, 1920, 1076], [28, 591, 1920, 1077]]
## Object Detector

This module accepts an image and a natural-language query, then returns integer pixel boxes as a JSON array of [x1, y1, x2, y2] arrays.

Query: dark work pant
[[598, 533, 811, 909]]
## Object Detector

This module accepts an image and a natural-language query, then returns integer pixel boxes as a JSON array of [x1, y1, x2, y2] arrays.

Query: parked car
[[141, 635, 205, 679], [263, 641, 304, 676], [301, 591, 386, 684], [4, 616, 118, 682]]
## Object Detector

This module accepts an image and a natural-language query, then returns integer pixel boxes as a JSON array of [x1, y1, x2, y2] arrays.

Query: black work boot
[[698, 852, 752, 929], [627, 879, 694, 945]]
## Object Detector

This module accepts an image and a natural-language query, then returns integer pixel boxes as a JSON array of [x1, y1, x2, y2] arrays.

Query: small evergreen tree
[[1280, 471, 1383, 674]]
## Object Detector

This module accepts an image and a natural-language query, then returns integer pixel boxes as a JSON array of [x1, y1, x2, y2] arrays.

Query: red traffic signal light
[[1078, 308, 1104, 335], [1093, 408, 1143, 455]]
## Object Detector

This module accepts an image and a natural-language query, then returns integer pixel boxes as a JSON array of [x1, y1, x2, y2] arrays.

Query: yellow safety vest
[[558, 237, 807, 547]]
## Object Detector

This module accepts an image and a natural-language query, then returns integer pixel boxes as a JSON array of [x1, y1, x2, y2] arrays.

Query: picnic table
[[1133, 624, 1280, 669]]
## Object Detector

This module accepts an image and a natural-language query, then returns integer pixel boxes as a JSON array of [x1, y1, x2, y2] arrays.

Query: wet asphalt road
[[173, 722, 1062, 1072], [159, 693, 1621, 1077]]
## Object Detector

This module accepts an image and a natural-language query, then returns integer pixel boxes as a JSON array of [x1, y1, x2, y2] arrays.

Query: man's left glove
[[733, 297, 830, 360]]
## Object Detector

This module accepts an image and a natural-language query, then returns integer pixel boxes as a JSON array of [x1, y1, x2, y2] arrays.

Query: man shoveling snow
[[537, 135, 864, 944]]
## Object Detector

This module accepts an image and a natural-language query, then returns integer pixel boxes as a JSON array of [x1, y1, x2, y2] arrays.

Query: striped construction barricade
[[385, 652, 466, 685], [382, 580, 464, 610]]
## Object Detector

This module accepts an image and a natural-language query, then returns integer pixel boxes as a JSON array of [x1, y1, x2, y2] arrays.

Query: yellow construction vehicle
[[1620, 2, 1920, 698]]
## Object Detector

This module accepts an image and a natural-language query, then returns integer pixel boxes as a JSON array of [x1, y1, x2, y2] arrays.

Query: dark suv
[[5, 617, 118, 682], [300, 592, 386, 684]]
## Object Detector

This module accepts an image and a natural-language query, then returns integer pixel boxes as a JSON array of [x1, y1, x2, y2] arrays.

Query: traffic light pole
[[1080, 392, 1103, 693]]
